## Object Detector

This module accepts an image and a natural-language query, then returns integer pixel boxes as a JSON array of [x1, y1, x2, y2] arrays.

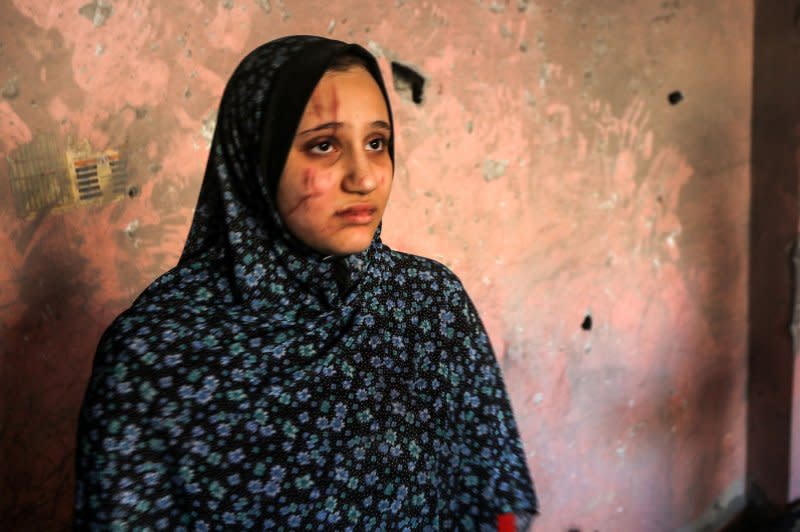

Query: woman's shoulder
[[382, 248, 458, 278], [380, 248, 469, 298], [92, 273, 213, 373]]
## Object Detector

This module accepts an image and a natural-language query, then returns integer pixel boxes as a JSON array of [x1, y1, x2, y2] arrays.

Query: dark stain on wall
[[1, 217, 102, 528]]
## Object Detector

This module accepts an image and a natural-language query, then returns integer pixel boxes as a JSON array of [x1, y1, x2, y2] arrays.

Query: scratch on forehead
[[308, 83, 340, 121], [329, 85, 339, 120]]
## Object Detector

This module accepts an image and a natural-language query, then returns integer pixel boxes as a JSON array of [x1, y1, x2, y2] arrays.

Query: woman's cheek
[[285, 167, 335, 216], [376, 157, 393, 186], [377, 165, 395, 196], [302, 167, 335, 197]]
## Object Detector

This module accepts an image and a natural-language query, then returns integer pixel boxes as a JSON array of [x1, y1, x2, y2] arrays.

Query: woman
[[75, 35, 538, 531]]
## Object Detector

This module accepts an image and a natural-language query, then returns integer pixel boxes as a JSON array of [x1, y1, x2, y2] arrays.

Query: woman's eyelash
[[305, 138, 335, 153], [367, 136, 390, 149], [303, 135, 390, 154]]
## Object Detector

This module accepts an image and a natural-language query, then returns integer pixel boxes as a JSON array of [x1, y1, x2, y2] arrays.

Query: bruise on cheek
[[371, 160, 393, 186], [286, 167, 334, 217], [303, 167, 335, 195]]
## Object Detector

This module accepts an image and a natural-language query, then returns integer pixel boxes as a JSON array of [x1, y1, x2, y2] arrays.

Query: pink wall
[[0, 1, 754, 529]]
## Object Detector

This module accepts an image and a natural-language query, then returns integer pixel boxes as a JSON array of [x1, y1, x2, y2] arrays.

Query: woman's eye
[[309, 141, 334, 155], [366, 138, 385, 151]]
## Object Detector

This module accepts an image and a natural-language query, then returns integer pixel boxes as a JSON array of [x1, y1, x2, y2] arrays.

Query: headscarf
[[74, 35, 538, 531]]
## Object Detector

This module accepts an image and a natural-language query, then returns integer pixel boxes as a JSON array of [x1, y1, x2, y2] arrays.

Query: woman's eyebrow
[[297, 121, 342, 136], [297, 120, 391, 137]]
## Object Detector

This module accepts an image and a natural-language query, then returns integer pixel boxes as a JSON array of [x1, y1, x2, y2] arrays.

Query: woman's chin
[[318, 229, 376, 256], [325, 241, 372, 256]]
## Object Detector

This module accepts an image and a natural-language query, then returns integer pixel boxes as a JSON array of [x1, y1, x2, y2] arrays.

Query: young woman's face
[[276, 65, 393, 256]]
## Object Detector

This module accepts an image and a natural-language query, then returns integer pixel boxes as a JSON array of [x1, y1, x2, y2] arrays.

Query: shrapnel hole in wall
[[668, 90, 684, 105]]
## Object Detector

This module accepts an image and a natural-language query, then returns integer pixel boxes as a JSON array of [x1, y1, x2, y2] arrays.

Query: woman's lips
[[336, 204, 377, 224]]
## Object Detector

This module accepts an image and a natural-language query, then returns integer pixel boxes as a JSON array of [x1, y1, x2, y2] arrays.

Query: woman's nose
[[342, 150, 378, 194]]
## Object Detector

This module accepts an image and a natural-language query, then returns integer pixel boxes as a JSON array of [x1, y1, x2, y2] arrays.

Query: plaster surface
[[0, 1, 752, 529]]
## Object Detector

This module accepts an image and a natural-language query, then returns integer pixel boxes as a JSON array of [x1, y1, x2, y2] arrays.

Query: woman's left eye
[[366, 138, 385, 151]]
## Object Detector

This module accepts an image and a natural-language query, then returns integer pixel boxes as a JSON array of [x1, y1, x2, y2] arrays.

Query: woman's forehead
[[299, 67, 389, 127]]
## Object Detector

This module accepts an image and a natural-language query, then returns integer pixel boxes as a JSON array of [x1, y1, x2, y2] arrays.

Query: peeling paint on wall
[[78, 0, 114, 28]]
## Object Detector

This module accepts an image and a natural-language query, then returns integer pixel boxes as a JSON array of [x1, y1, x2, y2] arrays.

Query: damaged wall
[[0, 0, 753, 530]]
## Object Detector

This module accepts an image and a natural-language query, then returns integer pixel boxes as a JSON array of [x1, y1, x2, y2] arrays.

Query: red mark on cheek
[[286, 168, 333, 217], [301, 168, 316, 194], [372, 162, 393, 186], [303, 167, 335, 195]]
